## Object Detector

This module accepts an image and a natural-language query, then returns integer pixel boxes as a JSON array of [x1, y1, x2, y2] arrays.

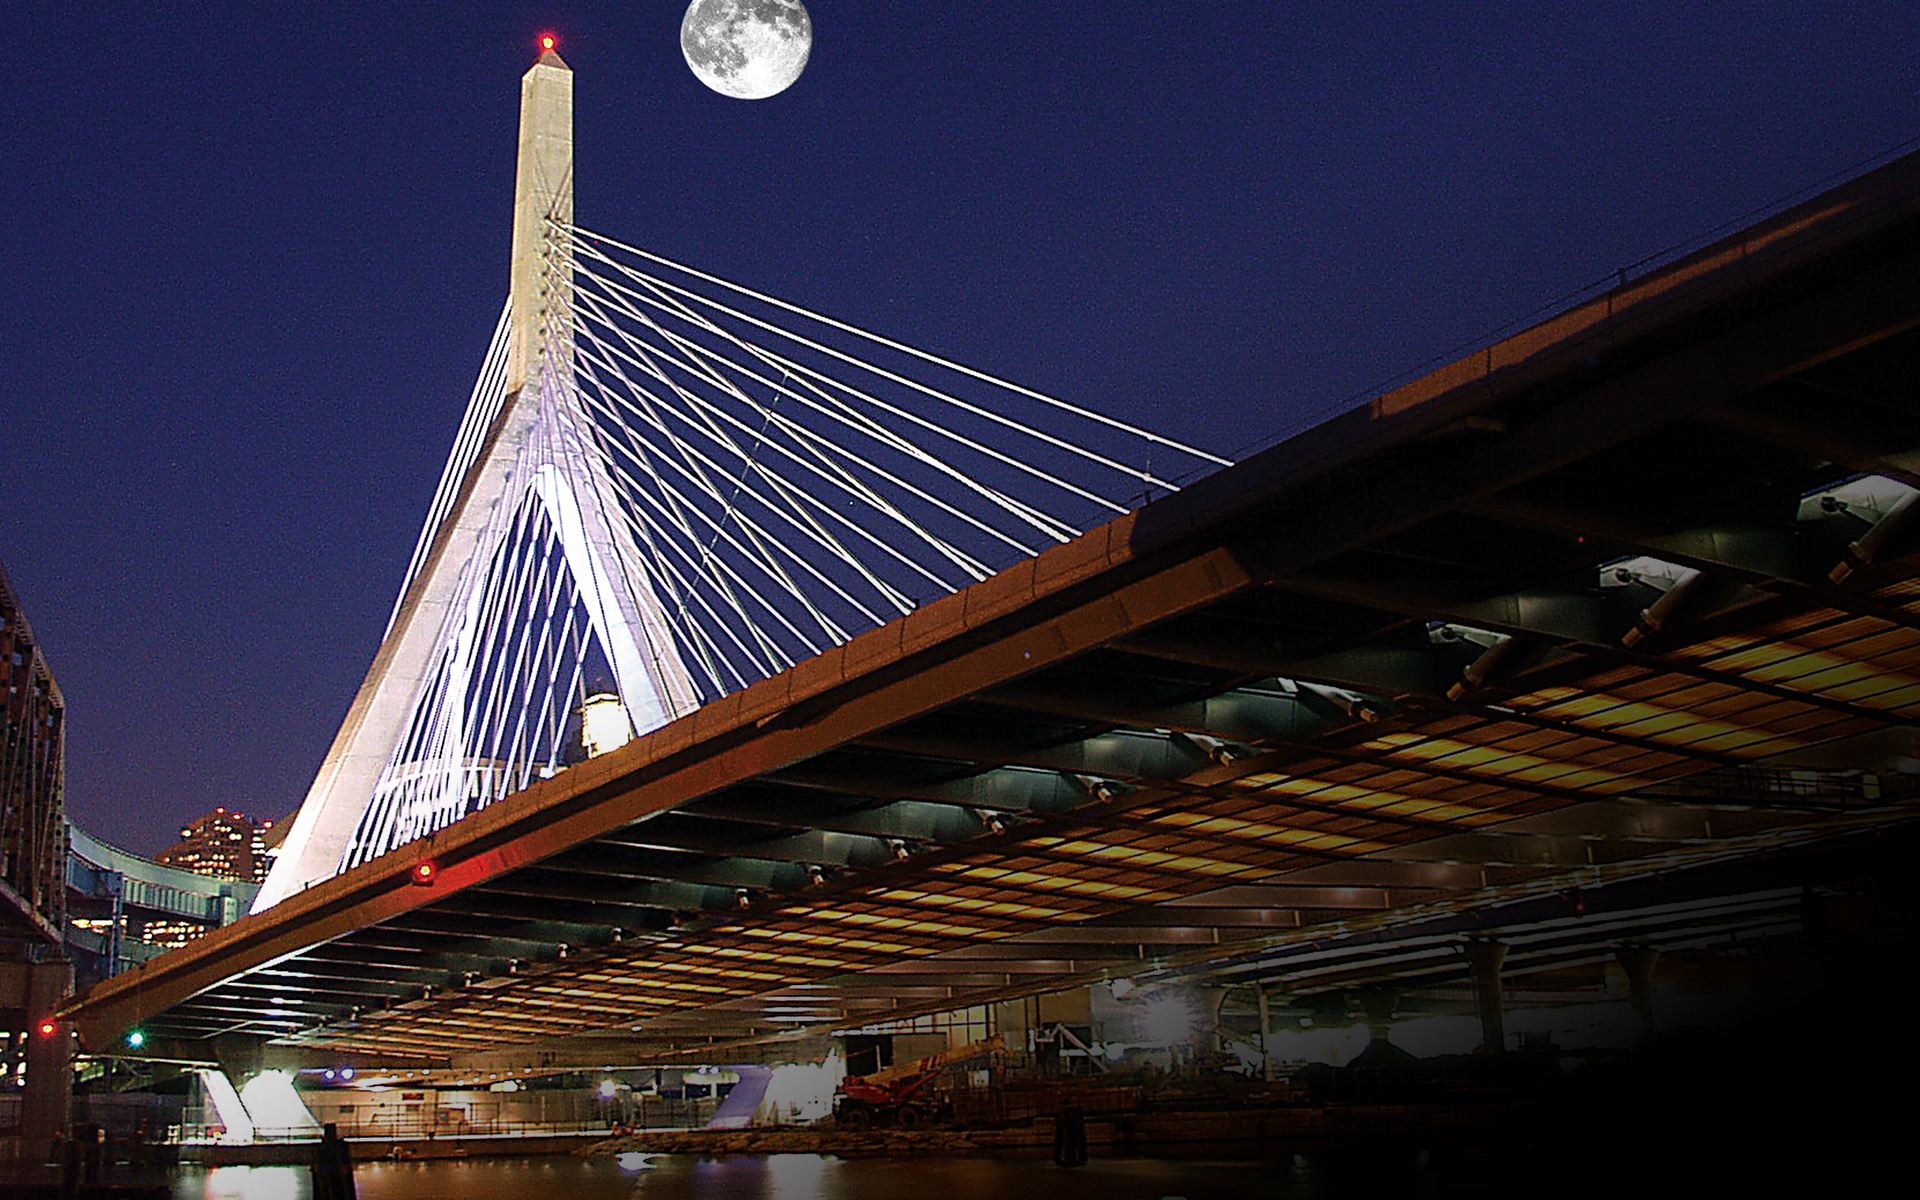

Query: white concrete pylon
[[255, 49, 697, 910], [196, 1068, 256, 1144]]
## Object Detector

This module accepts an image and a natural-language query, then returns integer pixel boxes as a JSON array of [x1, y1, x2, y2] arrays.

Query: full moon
[[681, 0, 812, 100]]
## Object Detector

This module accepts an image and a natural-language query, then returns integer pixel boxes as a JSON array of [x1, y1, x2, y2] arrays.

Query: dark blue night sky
[[5, 2, 1918, 851]]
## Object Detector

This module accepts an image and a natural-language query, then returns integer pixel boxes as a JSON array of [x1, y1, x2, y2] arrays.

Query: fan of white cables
[[558, 221, 1230, 694]]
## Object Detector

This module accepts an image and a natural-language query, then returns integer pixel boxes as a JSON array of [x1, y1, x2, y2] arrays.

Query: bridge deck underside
[[65, 154, 1920, 1064]]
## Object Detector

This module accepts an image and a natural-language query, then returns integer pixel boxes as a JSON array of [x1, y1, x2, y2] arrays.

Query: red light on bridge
[[37, 1019, 57, 1038], [410, 861, 437, 887]]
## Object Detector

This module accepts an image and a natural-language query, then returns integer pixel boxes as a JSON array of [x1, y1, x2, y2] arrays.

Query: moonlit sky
[[5, 3, 1918, 852]]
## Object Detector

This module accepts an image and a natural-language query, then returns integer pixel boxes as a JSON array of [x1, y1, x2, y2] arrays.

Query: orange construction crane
[[834, 1035, 1006, 1128]]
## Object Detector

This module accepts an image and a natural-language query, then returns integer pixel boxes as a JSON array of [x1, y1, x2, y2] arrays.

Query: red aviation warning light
[[539, 33, 557, 53], [410, 861, 437, 887]]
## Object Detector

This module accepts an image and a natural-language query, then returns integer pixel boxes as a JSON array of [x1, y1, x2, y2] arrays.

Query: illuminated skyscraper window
[[156, 807, 276, 883]]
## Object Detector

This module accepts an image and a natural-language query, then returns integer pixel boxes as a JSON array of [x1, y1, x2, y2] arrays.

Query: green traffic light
[[125, 1030, 146, 1049]]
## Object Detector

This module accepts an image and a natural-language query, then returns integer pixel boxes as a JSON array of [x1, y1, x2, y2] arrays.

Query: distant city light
[[597, 1078, 619, 1099]]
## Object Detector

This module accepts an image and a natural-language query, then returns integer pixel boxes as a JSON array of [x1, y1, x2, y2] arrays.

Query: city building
[[0, 560, 66, 937], [0, 559, 69, 1148], [154, 807, 275, 884]]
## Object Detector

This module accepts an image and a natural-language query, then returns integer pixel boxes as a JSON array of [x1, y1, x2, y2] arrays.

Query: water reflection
[[766, 1153, 831, 1199], [168, 1152, 1299, 1200], [175, 1165, 304, 1200]]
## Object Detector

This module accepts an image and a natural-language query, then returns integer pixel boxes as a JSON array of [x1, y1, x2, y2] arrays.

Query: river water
[[166, 1151, 1439, 1200]]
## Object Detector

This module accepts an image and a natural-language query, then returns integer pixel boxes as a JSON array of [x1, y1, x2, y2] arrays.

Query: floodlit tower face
[[507, 47, 574, 397]]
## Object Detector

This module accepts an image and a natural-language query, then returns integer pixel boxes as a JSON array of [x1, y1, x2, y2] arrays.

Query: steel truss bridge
[[60, 53, 1920, 1076]]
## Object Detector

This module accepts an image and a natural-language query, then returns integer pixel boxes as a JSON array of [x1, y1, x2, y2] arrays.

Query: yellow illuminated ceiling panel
[[1795, 621, 1916, 657], [678, 942, 856, 971], [1533, 695, 1809, 755], [1023, 835, 1268, 876], [646, 961, 763, 980], [1756, 608, 1844, 639], [1242, 777, 1508, 827], [1482, 702, 1766, 756], [1147, 808, 1395, 852], [934, 862, 1176, 902], [1669, 619, 1920, 713], [519, 997, 619, 1012], [873, 886, 1075, 921], [737, 927, 917, 954], [1357, 731, 1657, 792], [804, 907, 998, 939]]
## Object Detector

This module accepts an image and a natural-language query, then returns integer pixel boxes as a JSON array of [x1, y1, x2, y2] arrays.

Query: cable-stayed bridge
[[60, 51, 1920, 1076], [255, 47, 1224, 908]]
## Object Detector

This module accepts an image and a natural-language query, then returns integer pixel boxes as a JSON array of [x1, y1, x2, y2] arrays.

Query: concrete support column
[[1616, 944, 1660, 1043], [1358, 988, 1399, 1045], [1465, 939, 1508, 1053], [1198, 987, 1229, 1060], [213, 1033, 267, 1108], [21, 957, 73, 1155], [1255, 985, 1275, 1083]]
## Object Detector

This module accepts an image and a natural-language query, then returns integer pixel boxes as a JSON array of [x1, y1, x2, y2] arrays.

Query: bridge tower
[[256, 47, 697, 910]]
